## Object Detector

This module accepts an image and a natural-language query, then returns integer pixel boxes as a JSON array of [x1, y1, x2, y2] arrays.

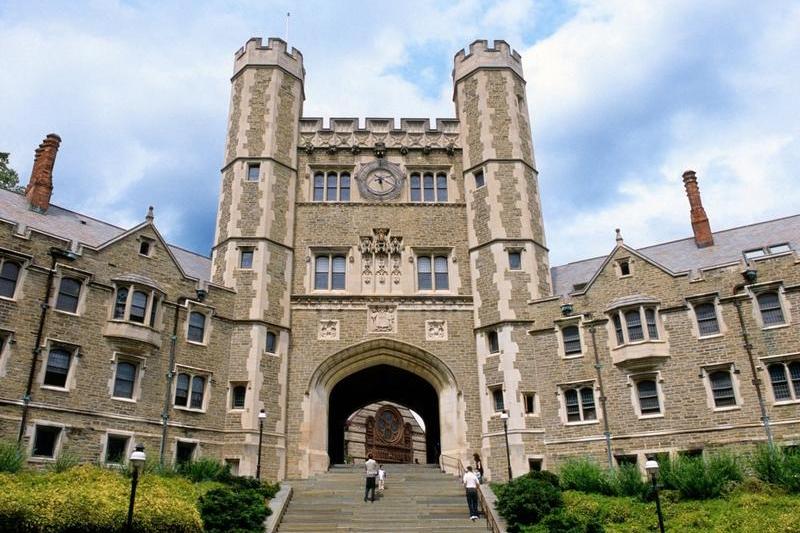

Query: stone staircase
[[276, 463, 489, 532]]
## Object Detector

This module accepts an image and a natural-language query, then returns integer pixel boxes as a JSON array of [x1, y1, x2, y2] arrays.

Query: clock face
[[355, 159, 405, 201], [366, 171, 398, 196]]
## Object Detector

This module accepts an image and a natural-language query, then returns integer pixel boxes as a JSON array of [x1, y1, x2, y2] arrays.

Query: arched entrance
[[300, 338, 466, 477], [329, 365, 439, 464]]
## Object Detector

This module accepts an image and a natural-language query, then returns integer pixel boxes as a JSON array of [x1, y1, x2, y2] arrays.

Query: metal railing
[[439, 454, 503, 533]]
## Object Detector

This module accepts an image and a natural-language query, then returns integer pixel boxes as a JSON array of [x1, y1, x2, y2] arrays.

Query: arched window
[[55, 277, 82, 313], [190, 376, 206, 409], [231, 385, 246, 409], [43, 348, 71, 388], [564, 386, 596, 422], [709, 370, 736, 408], [313, 172, 325, 201], [113, 361, 137, 399], [757, 292, 785, 326], [175, 373, 190, 407], [129, 291, 149, 323], [562, 326, 581, 355], [636, 380, 660, 414], [410, 173, 421, 202], [694, 303, 719, 336], [0, 260, 21, 298], [625, 309, 644, 341], [187, 312, 206, 343]]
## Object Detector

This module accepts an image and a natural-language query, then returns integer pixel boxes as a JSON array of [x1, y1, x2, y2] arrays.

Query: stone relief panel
[[318, 320, 340, 340], [368, 305, 397, 334], [359, 228, 403, 293], [425, 320, 448, 341]]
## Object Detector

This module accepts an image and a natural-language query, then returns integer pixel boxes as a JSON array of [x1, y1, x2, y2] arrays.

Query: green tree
[[0, 153, 23, 193]]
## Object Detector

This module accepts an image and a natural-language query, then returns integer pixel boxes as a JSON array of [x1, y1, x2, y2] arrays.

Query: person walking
[[364, 453, 378, 502], [473, 453, 484, 480], [463, 465, 481, 520], [377, 464, 386, 493]]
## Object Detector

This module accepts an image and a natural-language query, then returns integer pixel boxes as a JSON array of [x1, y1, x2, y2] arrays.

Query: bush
[[522, 508, 604, 533], [752, 445, 800, 493], [177, 458, 230, 483], [495, 475, 564, 532], [611, 463, 648, 498], [47, 450, 80, 473], [526, 469, 561, 488], [559, 458, 614, 495], [225, 475, 280, 499], [0, 440, 25, 473], [199, 487, 270, 533], [666, 453, 743, 500]]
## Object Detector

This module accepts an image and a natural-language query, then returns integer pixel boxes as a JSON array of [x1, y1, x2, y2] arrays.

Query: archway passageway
[[329, 365, 439, 464]]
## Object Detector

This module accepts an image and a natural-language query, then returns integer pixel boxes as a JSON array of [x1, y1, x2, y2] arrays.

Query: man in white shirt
[[462, 465, 481, 520], [364, 453, 378, 502]]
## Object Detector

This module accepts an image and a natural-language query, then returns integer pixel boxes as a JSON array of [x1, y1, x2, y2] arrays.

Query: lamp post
[[500, 411, 512, 480], [256, 408, 266, 480], [645, 459, 666, 533], [127, 444, 146, 533]]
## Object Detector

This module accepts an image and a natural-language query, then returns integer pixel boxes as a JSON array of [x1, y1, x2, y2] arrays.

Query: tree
[[0, 153, 24, 193]]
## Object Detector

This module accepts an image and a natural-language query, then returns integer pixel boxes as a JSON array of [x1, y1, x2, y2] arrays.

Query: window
[[105, 435, 130, 464], [247, 163, 260, 181], [694, 302, 720, 336], [314, 254, 346, 290], [528, 458, 543, 472], [265, 331, 277, 353], [474, 170, 485, 189], [174, 372, 207, 410], [757, 292, 785, 326], [619, 260, 631, 276], [491, 388, 505, 412], [709, 370, 737, 408], [610, 306, 661, 346], [313, 171, 350, 202], [562, 326, 582, 356], [32, 425, 61, 458], [0, 259, 21, 298], [768, 361, 800, 402], [112, 285, 161, 327], [636, 379, 661, 415], [112, 361, 138, 399], [187, 312, 206, 343], [55, 277, 82, 313], [225, 458, 240, 476], [416, 254, 449, 291], [231, 384, 246, 409], [563, 385, 596, 423], [523, 393, 537, 415], [138, 239, 153, 257], [615, 455, 637, 467], [43, 348, 72, 388], [409, 172, 447, 202], [487, 330, 499, 354], [175, 441, 197, 464], [768, 244, 791, 254], [744, 248, 766, 260], [239, 249, 254, 269], [508, 250, 522, 270]]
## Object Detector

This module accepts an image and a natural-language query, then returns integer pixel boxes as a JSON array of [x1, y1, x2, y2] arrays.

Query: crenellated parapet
[[453, 39, 523, 83], [298, 117, 460, 152], [233, 37, 305, 81]]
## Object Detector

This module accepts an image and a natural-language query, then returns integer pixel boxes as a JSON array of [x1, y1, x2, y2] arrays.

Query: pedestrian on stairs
[[364, 453, 378, 502], [463, 465, 481, 521], [377, 464, 386, 493]]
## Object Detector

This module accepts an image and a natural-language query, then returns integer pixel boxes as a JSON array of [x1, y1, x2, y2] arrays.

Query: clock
[[355, 159, 405, 201]]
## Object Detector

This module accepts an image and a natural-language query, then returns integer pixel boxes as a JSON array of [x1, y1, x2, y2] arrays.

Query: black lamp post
[[645, 459, 666, 533], [256, 408, 266, 480], [127, 444, 146, 532], [500, 410, 512, 480]]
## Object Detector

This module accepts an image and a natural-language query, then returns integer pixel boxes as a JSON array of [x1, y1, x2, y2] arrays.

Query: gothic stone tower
[[454, 40, 550, 478], [212, 38, 304, 479]]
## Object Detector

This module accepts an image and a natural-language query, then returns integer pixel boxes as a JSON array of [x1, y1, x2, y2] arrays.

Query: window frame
[[102, 432, 133, 466], [312, 170, 351, 202], [557, 320, 583, 358], [239, 247, 254, 269], [628, 372, 664, 419], [608, 305, 663, 347], [173, 367, 211, 412], [229, 382, 247, 411], [246, 162, 261, 182], [701, 364, 741, 411], [507, 249, 522, 271], [29, 423, 64, 460], [138, 237, 154, 257], [0, 330, 12, 378], [175, 439, 198, 464], [111, 283, 162, 328], [522, 391, 538, 416], [415, 252, 451, 292], [763, 357, 800, 404], [689, 298, 723, 338], [487, 330, 500, 354], [186, 307, 212, 345], [489, 386, 505, 413], [313, 251, 348, 291], [54, 275, 84, 315], [265, 330, 277, 354], [0, 255, 24, 300], [110, 353, 144, 402], [473, 169, 485, 189], [559, 382, 599, 425], [39, 342, 79, 392], [409, 171, 448, 203], [756, 290, 787, 328]]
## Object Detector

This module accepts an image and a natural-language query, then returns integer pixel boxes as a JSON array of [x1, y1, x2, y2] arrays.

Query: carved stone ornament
[[360, 228, 403, 286], [368, 305, 396, 334], [355, 159, 405, 201], [318, 320, 340, 340], [425, 320, 448, 341]]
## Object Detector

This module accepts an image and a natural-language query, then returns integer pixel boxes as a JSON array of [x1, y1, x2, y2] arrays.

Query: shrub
[[199, 487, 270, 533], [752, 445, 800, 493], [610, 463, 648, 498], [47, 450, 81, 473], [667, 453, 743, 500], [522, 508, 604, 533], [559, 458, 614, 495], [526, 469, 560, 488], [494, 475, 564, 532], [0, 440, 25, 473], [177, 458, 230, 483], [225, 475, 280, 499]]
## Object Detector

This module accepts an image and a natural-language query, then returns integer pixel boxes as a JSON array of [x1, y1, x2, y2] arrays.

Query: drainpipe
[[18, 247, 76, 443], [588, 320, 614, 469], [159, 298, 186, 465], [732, 295, 774, 448]]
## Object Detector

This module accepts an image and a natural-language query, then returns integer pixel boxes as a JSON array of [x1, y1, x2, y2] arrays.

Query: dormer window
[[138, 239, 153, 257], [616, 259, 631, 277]]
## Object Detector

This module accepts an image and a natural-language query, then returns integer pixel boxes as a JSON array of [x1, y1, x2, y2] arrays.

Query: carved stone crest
[[368, 305, 396, 334], [318, 320, 340, 340], [425, 320, 448, 341]]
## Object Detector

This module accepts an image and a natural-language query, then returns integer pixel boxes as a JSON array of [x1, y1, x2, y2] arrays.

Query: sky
[[1, 0, 798, 267]]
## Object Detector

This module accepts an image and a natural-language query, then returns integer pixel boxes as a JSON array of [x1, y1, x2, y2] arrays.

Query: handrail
[[440, 454, 502, 533]]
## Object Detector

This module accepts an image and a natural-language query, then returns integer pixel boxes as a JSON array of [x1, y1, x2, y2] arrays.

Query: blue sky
[[1, 0, 798, 267]]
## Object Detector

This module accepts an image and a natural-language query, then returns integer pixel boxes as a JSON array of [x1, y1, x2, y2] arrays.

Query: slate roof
[[0, 189, 212, 282], [551, 214, 800, 297]]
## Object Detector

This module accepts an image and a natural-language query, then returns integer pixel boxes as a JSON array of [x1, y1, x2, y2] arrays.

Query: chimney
[[25, 133, 61, 213], [682, 170, 713, 248]]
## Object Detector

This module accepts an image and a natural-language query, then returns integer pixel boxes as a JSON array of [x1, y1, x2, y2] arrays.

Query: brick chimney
[[682, 170, 713, 248], [25, 133, 62, 213]]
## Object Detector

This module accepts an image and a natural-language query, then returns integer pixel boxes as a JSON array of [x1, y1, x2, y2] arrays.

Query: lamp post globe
[[126, 444, 146, 533], [257, 409, 266, 480]]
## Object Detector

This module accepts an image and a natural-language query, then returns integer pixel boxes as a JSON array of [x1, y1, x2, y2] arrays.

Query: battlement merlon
[[452, 39, 524, 84], [233, 37, 305, 81], [298, 117, 460, 136]]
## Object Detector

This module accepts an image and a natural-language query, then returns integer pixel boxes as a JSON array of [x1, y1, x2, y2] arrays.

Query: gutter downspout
[[589, 320, 614, 469], [160, 298, 185, 465]]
